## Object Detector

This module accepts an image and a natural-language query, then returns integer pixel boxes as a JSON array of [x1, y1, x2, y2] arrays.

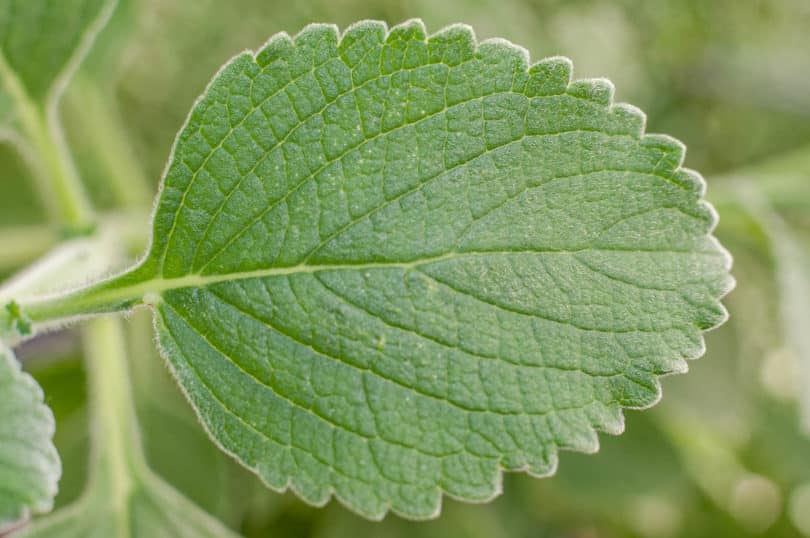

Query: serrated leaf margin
[[135, 18, 734, 520]]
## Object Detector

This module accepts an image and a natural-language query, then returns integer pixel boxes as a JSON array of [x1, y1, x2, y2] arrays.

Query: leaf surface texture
[[0, 345, 59, 530], [116, 20, 732, 519]]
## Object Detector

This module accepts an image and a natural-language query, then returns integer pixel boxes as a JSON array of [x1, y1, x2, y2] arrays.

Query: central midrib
[[20, 244, 719, 326], [42, 248, 582, 318]]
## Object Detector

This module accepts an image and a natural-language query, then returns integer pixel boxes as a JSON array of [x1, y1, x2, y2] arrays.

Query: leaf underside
[[0, 346, 60, 530], [116, 20, 732, 519]]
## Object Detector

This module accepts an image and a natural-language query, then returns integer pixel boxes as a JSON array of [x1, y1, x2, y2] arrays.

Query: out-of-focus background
[[2, 1, 810, 536]]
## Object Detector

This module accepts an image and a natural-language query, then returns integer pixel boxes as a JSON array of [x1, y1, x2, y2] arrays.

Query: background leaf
[[0, 0, 113, 104], [0, 345, 59, 532]]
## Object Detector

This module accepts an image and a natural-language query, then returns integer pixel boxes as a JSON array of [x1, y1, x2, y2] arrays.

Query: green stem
[[6, 249, 597, 335], [0, 51, 95, 234], [14, 271, 148, 331], [11, 251, 503, 332], [66, 77, 153, 210], [82, 317, 145, 530]]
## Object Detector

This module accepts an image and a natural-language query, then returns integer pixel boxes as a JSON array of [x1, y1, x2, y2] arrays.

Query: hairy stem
[[8, 251, 543, 333], [82, 316, 145, 531], [65, 77, 153, 210]]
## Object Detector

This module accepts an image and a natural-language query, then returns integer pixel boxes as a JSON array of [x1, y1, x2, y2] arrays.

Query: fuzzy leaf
[[101, 20, 732, 519], [0, 345, 60, 531]]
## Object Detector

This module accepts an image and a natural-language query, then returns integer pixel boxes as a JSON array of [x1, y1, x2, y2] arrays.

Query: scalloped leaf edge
[[140, 18, 734, 521], [0, 345, 60, 531]]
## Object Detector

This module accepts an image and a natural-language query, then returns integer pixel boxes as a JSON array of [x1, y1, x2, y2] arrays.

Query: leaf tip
[[294, 22, 340, 47], [340, 19, 387, 41], [477, 37, 531, 70], [527, 56, 573, 96], [389, 18, 428, 41], [567, 77, 615, 106], [639, 133, 687, 173], [609, 102, 647, 137], [255, 32, 294, 67]]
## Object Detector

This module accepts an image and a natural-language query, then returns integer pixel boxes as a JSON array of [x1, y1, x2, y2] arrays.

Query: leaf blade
[[115, 20, 731, 519], [0, 345, 60, 531], [0, 0, 115, 103]]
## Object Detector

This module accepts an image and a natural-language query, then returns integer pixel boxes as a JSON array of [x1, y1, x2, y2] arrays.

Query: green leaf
[[0, 0, 114, 104], [0, 345, 60, 531], [0, 0, 116, 231], [735, 178, 810, 433], [22, 19, 733, 519]]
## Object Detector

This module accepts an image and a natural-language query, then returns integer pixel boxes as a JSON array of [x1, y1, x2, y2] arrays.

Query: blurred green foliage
[[3, 0, 810, 536]]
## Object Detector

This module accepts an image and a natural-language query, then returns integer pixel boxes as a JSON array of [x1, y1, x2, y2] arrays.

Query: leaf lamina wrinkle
[[52, 19, 732, 520]]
